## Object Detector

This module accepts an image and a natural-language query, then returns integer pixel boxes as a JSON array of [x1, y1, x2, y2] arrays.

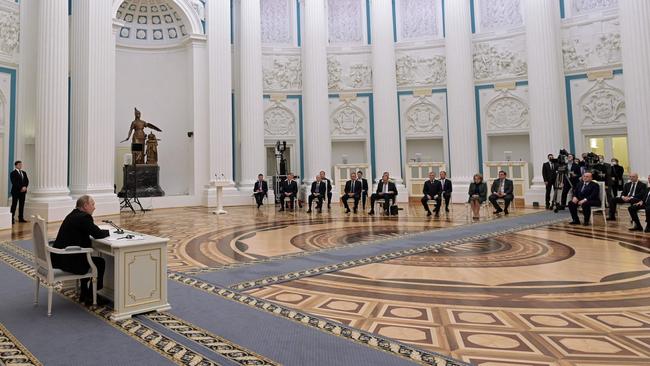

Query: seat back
[[31, 215, 52, 272], [595, 181, 606, 211]]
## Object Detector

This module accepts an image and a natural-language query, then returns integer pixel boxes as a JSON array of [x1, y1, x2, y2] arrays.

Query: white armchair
[[32, 215, 97, 316]]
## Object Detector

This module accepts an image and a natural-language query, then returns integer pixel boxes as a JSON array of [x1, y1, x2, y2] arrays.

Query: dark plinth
[[118, 165, 165, 198]]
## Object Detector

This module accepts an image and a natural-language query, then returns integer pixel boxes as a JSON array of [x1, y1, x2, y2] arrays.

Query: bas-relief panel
[[398, 93, 447, 139], [475, 0, 523, 33], [570, 0, 618, 16], [478, 86, 530, 135], [327, 0, 365, 45], [0, 5, 19, 63], [396, 0, 441, 41], [263, 97, 299, 138], [327, 53, 372, 91], [328, 96, 370, 140], [261, 0, 293, 45], [395, 48, 446, 88], [562, 19, 621, 72], [569, 74, 625, 132], [473, 37, 527, 81], [262, 55, 302, 92]]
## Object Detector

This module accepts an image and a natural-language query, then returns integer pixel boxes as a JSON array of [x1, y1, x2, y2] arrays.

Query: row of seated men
[[607, 172, 650, 232]]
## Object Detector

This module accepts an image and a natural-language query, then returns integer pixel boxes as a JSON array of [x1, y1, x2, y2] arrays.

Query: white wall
[[406, 138, 444, 162], [331, 141, 367, 165], [115, 48, 192, 196]]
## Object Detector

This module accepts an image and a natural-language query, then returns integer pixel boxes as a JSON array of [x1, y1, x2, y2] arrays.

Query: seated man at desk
[[51, 195, 110, 305]]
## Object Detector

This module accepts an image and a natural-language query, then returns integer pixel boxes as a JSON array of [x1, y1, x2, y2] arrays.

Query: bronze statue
[[121, 108, 162, 164], [145, 132, 159, 165]]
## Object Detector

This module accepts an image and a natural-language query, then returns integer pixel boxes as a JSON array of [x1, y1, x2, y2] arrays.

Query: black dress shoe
[[606, 216, 616, 221], [434, 211, 440, 217], [569, 221, 580, 225], [645, 226, 650, 233], [279, 208, 285, 212], [345, 208, 350, 213], [306, 209, 311, 213], [368, 210, 374, 215], [583, 222, 590, 226], [493, 210, 503, 215], [504, 209, 509, 215], [629, 226, 643, 231], [426, 211, 432, 216], [445, 208, 450, 213], [18, 219, 27, 223], [353, 208, 357, 214]]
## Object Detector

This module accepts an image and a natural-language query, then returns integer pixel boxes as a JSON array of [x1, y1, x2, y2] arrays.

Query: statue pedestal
[[118, 165, 165, 198]]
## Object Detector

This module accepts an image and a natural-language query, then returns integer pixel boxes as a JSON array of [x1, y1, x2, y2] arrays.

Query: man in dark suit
[[307, 175, 327, 213], [369, 172, 397, 215], [568, 172, 601, 225], [341, 172, 362, 213], [438, 171, 453, 212], [489, 170, 514, 215], [253, 173, 268, 208], [279, 173, 298, 211], [610, 158, 625, 198], [51, 195, 110, 305], [10, 160, 29, 224], [560, 154, 581, 209], [421, 171, 442, 216], [629, 174, 650, 232], [357, 171, 369, 210], [608, 172, 645, 220], [542, 154, 557, 209], [319, 170, 333, 209]]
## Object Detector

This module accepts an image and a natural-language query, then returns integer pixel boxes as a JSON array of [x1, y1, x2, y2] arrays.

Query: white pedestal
[[210, 180, 228, 214]]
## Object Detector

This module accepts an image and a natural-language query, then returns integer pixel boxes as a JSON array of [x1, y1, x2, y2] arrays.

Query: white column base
[[25, 197, 75, 222], [524, 183, 547, 208], [0, 207, 12, 229]]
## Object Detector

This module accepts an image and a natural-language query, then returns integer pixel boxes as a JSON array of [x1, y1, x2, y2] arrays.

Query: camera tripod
[[551, 169, 569, 213]]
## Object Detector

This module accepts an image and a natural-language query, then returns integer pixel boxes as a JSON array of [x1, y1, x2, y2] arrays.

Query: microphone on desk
[[102, 220, 125, 234]]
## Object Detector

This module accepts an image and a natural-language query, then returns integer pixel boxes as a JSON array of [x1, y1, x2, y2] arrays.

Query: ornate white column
[[237, 0, 265, 187], [69, 0, 120, 216], [620, 1, 650, 175], [301, 0, 331, 184], [523, 0, 568, 205], [25, 0, 74, 221], [445, 0, 479, 202], [370, 0, 406, 200]]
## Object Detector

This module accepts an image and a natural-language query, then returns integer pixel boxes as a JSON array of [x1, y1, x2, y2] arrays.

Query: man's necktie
[[630, 183, 636, 197]]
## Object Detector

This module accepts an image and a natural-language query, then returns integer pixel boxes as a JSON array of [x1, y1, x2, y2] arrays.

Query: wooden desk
[[92, 227, 170, 320]]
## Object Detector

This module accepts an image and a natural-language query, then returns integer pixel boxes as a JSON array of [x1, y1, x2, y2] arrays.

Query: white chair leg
[[47, 286, 53, 317], [92, 278, 97, 306], [34, 277, 39, 305]]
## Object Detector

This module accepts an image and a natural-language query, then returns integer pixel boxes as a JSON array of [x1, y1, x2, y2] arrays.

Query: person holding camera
[[542, 154, 557, 209], [608, 172, 646, 221]]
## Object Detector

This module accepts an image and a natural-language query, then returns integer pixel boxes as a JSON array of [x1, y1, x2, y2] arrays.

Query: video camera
[[551, 149, 570, 175], [583, 152, 607, 181]]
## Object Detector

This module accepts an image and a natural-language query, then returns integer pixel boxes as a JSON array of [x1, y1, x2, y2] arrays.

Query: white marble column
[[301, 0, 331, 184], [237, 0, 265, 187], [620, 1, 650, 175], [25, 0, 74, 221], [523, 0, 568, 205], [445, 0, 478, 202], [69, 0, 119, 216], [370, 0, 406, 200]]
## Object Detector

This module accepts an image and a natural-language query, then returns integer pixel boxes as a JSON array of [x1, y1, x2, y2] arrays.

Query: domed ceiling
[[116, 0, 190, 46]]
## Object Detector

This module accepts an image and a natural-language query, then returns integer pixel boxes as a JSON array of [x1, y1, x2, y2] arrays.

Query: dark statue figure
[[121, 108, 162, 165]]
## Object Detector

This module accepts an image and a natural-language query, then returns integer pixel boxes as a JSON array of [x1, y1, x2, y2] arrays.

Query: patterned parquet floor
[[8, 202, 650, 365]]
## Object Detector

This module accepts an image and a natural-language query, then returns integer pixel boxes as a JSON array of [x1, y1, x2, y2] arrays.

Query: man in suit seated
[[51, 195, 110, 305], [438, 171, 453, 212], [279, 173, 298, 212], [307, 175, 327, 213], [319, 170, 333, 209], [369, 172, 397, 215], [341, 172, 362, 213], [357, 171, 369, 210], [608, 172, 646, 221], [253, 173, 268, 208], [489, 170, 514, 215], [568, 172, 601, 226], [560, 154, 581, 210], [421, 171, 442, 217], [629, 174, 650, 232]]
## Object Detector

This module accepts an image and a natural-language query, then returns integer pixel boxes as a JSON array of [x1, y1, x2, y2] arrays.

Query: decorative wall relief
[[562, 25, 621, 72], [327, 55, 372, 91], [404, 97, 443, 136], [261, 0, 293, 45], [579, 79, 625, 126], [395, 53, 446, 87], [477, 0, 523, 32], [327, 0, 364, 44], [397, 0, 439, 40], [572, 0, 618, 15], [264, 101, 296, 137], [330, 101, 366, 137], [485, 91, 529, 131], [263, 56, 302, 91], [0, 9, 19, 57], [473, 41, 527, 80], [189, 0, 205, 22]]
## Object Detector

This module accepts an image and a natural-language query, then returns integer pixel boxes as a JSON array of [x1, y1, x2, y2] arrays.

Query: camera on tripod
[[584, 152, 607, 181]]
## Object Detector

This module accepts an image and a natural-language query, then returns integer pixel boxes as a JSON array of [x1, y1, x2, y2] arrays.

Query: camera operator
[[542, 154, 557, 209], [560, 154, 581, 210]]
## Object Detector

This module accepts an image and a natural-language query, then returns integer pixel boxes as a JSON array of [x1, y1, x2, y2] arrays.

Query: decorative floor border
[[169, 272, 468, 366], [227, 216, 568, 291], [0, 322, 42, 366], [0, 248, 283, 366]]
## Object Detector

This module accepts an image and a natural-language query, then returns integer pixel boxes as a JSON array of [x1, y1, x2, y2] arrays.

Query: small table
[[210, 180, 228, 215], [92, 227, 171, 321]]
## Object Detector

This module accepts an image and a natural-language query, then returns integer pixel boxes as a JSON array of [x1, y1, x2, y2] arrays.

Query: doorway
[[586, 135, 629, 173]]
